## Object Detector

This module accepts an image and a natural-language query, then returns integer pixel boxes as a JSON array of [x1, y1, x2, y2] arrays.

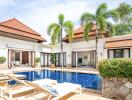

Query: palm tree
[[47, 14, 74, 68], [80, 3, 118, 68]]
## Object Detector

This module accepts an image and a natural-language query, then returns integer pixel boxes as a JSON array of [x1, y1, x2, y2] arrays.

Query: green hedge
[[99, 58, 132, 78], [0, 56, 6, 64]]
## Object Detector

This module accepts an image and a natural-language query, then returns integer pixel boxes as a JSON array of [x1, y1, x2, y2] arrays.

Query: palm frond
[[47, 23, 59, 35], [83, 22, 93, 41], [58, 14, 64, 25], [80, 12, 95, 25], [104, 10, 119, 22], [106, 22, 115, 36], [63, 21, 74, 42], [96, 3, 107, 16], [50, 25, 61, 46], [97, 16, 107, 34]]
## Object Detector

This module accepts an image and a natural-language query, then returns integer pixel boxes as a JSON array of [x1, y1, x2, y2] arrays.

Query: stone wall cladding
[[102, 78, 132, 100]]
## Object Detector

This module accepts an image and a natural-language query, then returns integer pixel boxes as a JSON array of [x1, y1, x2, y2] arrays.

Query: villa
[[0, 18, 131, 100], [0, 18, 51, 69], [43, 26, 132, 68], [0, 18, 131, 70]]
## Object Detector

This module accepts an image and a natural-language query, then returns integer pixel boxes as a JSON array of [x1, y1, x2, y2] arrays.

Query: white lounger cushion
[[9, 86, 34, 95], [32, 79, 57, 86], [53, 82, 81, 96], [42, 82, 81, 100]]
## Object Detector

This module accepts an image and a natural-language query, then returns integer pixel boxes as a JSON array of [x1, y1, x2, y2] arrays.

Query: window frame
[[108, 48, 130, 58]]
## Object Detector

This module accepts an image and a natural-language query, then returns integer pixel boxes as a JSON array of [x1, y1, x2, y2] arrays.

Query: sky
[[0, 0, 131, 44]]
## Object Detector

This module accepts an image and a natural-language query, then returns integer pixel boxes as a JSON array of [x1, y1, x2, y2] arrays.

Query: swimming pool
[[15, 70, 102, 90]]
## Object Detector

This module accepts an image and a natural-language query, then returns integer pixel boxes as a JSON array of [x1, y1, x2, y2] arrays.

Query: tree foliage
[[80, 3, 118, 40], [47, 14, 74, 46], [114, 3, 132, 35]]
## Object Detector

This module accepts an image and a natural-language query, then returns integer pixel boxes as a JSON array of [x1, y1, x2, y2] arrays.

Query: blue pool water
[[15, 70, 102, 90]]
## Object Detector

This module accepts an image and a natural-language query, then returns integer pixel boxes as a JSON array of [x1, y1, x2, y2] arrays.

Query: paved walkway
[[0, 66, 99, 74], [67, 93, 112, 100]]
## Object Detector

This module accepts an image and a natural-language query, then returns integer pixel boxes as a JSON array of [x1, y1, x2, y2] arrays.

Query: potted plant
[[0, 56, 6, 69], [35, 57, 41, 67], [50, 53, 57, 68]]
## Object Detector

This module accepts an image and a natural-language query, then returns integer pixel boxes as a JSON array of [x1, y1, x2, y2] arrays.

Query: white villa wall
[[0, 36, 49, 67], [52, 38, 108, 66]]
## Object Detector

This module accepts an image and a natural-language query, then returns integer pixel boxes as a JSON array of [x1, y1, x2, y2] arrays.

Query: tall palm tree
[[47, 14, 74, 68], [80, 3, 118, 68]]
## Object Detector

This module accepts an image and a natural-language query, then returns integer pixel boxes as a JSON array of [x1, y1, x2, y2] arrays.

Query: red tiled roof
[[63, 25, 109, 42], [0, 18, 46, 42], [106, 34, 132, 42], [74, 25, 97, 34], [105, 34, 132, 48]]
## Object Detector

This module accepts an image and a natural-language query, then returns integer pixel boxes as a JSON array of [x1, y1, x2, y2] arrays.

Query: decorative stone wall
[[102, 78, 132, 100]]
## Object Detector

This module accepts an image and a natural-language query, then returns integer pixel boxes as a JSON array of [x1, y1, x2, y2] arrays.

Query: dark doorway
[[22, 52, 29, 64]]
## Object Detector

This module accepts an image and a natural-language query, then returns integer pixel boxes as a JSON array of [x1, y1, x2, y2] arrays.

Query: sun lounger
[[7, 85, 35, 100], [25, 81, 81, 100], [0, 75, 35, 100], [17, 90, 52, 100], [32, 78, 57, 86], [7, 76, 81, 100], [50, 82, 81, 100]]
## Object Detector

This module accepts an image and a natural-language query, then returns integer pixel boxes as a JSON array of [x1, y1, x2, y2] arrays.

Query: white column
[[28, 52, 31, 67], [32, 52, 35, 67], [20, 52, 22, 64], [76, 51, 78, 67], [45, 54, 47, 66], [48, 54, 50, 66], [8, 49, 11, 68]]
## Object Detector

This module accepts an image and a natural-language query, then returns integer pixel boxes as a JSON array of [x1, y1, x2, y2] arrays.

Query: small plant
[[50, 53, 57, 64], [0, 56, 6, 64], [99, 58, 132, 78], [35, 57, 40, 63]]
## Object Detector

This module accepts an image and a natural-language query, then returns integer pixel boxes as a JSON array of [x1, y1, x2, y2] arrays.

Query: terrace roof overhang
[[105, 35, 132, 49]]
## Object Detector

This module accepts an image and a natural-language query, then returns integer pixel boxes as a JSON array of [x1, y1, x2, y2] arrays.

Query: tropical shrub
[[50, 53, 57, 64], [99, 58, 132, 78], [35, 57, 40, 63], [0, 56, 6, 64]]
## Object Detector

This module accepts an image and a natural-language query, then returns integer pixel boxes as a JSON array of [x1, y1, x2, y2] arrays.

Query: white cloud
[[0, 0, 131, 44], [19, 0, 91, 44]]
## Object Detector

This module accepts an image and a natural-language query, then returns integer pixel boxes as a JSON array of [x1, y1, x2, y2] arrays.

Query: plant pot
[[36, 63, 40, 67], [51, 64, 55, 68]]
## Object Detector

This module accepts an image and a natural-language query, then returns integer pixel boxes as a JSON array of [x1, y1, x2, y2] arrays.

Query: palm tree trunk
[[60, 28, 63, 68], [95, 22, 98, 69]]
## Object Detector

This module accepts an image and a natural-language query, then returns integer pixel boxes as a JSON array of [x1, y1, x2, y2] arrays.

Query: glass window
[[108, 48, 130, 58], [124, 49, 129, 58], [15, 52, 20, 61], [114, 49, 123, 58]]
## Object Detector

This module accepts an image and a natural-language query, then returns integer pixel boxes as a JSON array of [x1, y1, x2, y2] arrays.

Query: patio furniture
[[7, 85, 35, 100], [0, 77, 35, 100], [25, 81, 81, 100], [32, 78, 57, 86], [0, 81, 7, 98], [16, 90, 52, 100], [51, 82, 81, 100], [11, 61, 20, 67], [15, 61, 20, 66]]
